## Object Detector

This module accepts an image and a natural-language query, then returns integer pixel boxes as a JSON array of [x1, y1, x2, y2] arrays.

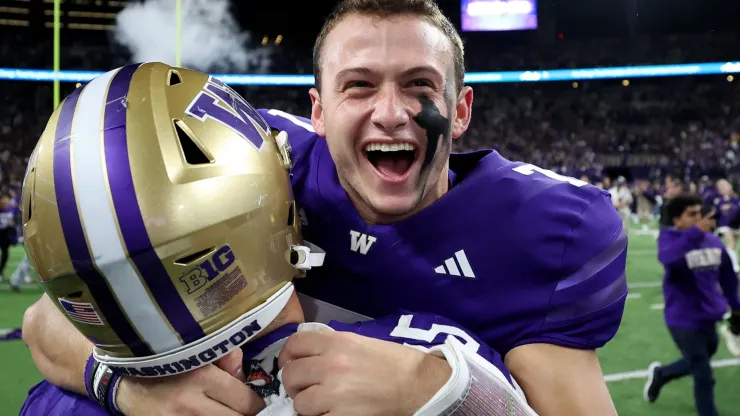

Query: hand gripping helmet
[[21, 62, 324, 377]]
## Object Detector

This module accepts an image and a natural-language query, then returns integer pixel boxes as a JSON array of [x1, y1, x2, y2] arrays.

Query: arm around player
[[22, 293, 266, 416]]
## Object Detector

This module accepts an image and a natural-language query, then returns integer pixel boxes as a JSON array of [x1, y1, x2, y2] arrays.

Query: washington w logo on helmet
[[185, 75, 268, 151]]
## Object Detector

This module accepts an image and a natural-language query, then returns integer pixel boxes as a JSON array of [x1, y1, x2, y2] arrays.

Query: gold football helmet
[[21, 62, 324, 377]]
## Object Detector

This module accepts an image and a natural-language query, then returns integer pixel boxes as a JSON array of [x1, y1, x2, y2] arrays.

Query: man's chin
[[362, 193, 421, 223]]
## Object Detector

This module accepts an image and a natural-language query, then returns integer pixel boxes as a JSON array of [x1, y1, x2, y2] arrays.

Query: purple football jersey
[[658, 226, 740, 328], [242, 312, 515, 396], [19, 314, 512, 416], [258, 109, 628, 356], [20, 380, 103, 416]]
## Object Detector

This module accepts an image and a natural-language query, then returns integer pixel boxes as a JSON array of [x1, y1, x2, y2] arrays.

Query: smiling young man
[[23, 1, 627, 415]]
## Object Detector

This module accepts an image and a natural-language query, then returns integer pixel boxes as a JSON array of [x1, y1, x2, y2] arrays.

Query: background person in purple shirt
[[0, 193, 15, 282], [645, 193, 740, 416]]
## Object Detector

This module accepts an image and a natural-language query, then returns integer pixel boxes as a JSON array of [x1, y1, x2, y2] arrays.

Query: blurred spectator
[[609, 176, 635, 228]]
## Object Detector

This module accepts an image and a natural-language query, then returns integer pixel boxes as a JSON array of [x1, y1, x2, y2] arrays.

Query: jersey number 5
[[390, 315, 480, 354], [513, 164, 587, 187]]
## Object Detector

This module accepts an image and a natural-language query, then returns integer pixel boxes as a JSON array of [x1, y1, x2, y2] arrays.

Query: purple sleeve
[[331, 313, 514, 386], [657, 226, 705, 267], [518, 189, 628, 350], [20, 381, 107, 416], [719, 249, 740, 311]]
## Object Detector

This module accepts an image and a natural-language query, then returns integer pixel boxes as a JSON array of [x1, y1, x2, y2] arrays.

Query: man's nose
[[370, 86, 409, 133]]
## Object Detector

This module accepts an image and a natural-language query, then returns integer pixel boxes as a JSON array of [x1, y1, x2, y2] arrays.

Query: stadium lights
[[261, 36, 268, 46], [572, 81, 578, 88], [275, 35, 283, 45], [2, 61, 740, 86], [622, 79, 630, 86], [729, 75, 734, 82]]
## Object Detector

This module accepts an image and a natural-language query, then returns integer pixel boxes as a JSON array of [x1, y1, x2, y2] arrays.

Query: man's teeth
[[364, 143, 416, 152]]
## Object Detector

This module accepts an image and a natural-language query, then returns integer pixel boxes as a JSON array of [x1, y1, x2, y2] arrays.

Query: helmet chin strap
[[93, 283, 294, 378]]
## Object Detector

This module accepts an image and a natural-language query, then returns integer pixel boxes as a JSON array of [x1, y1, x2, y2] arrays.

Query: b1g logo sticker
[[179, 245, 236, 294], [185, 76, 269, 151], [179, 244, 250, 318]]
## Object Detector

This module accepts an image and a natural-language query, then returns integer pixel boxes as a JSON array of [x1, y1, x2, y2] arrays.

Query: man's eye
[[345, 81, 373, 89], [410, 79, 434, 88]]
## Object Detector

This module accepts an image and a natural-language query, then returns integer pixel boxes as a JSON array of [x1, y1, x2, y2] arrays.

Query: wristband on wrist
[[85, 354, 125, 415], [84, 354, 99, 401]]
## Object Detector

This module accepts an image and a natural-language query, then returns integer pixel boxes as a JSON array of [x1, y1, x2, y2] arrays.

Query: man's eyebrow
[[334, 66, 444, 80], [400, 65, 444, 80], [335, 67, 374, 80]]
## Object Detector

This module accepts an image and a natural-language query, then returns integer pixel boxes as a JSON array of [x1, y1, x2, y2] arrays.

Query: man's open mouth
[[362, 142, 419, 180]]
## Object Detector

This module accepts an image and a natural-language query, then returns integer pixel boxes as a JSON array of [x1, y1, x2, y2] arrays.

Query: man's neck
[[356, 166, 450, 225], [252, 290, 305, 342]]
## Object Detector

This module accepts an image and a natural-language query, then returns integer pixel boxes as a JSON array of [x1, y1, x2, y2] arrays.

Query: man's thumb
[[215, 348, 246, 382]]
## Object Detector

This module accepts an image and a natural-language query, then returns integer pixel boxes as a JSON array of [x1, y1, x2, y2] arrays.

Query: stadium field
[[1, 230, 739, 415]]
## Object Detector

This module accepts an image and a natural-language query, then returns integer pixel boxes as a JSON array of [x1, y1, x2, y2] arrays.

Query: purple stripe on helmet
[[52, 85, 152, 356], [103, 64, 205, 344]]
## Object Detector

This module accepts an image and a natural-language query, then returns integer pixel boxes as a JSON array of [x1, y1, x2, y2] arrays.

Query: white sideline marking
[[650, 303, 665, 310], [626, 293, 643, 300], [604, 358, 740, 382]]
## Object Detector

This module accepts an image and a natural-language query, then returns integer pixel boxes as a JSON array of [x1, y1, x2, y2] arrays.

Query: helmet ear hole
[[25, 168, 35, 222], [22, 166, 36, 224], [173, 119, 214, 165], [168, 70, 182, 86], [174, 246, 215, 266], [287, 201, 296, 227]]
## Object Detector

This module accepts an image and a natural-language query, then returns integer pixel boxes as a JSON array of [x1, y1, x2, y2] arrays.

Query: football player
[[18, 63, 536, 416], [645, 194, 740, 416], [22, 0, 628, 414], [17, 61, 325, 415]]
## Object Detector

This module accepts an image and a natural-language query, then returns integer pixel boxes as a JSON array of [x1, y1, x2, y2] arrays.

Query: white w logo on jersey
[[349, 230, 377, 255]]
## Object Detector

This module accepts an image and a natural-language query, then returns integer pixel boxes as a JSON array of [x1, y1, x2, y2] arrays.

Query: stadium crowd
[[2, 31, 740, 213]]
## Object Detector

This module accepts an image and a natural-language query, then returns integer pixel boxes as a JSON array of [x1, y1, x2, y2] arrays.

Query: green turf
[[0, 246, 43, 413], [1, 232, 738, 415], [600, 228, 740, 415]]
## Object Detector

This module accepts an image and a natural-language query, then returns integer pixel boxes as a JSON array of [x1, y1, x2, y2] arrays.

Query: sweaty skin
[[413, 94, 451, 171]]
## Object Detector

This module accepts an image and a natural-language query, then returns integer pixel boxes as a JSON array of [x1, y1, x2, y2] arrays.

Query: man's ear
[[309, 88, 325, 136], [451, 86, 473, 140]]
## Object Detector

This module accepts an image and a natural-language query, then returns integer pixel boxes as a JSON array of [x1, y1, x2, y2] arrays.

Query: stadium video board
[[461, 0, 538, 32]]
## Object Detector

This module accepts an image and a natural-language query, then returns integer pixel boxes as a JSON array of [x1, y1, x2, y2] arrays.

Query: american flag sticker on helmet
[[59, 298, 104, 326]]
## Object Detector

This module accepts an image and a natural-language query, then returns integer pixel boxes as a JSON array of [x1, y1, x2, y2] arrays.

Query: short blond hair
[[313, 0, 465, 93]]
